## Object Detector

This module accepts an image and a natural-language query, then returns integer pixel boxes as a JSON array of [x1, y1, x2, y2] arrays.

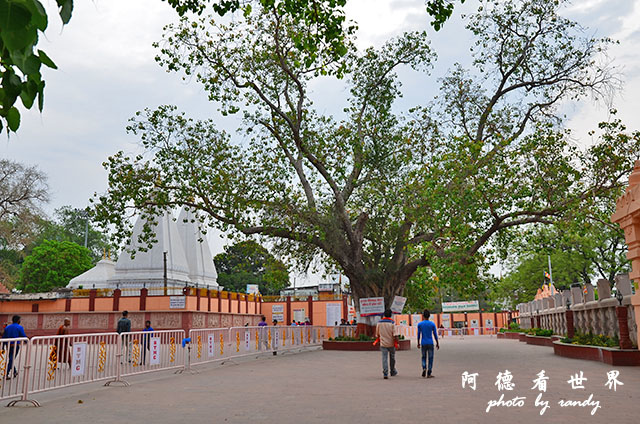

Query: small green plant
[[564, 332, 619, 348], [534, 328, 553, 337], [509, 322, 520, 331]]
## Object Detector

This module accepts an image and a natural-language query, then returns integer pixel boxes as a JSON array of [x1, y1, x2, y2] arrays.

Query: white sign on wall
[[326, 303, 342, 326], [485, 319, 493, 327], [71, 342, 87, 377], [208, 334, 215, 358], [293, 309, 306, 323], [272, 313, 284, 322], [150, 337, 161, 365], [441, 314, 451, 328], [390, 296, 407, 314], [272, 305, 284, 313], [170, 296, 186, 309], [359, 297, 385, 316]]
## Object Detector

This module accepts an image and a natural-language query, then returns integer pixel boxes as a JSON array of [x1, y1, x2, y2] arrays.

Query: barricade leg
[[6, 342, 40, 407], [175, 344, 198, 375], [105, 336, 129, 387]]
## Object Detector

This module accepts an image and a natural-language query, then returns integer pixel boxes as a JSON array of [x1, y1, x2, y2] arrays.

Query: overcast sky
[[3, 0, 640, 284]]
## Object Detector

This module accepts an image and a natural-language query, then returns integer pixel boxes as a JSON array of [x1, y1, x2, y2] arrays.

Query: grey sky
[[2, 0, 640, 283]]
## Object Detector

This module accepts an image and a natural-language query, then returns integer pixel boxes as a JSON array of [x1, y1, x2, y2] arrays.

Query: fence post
[[105, 334, 129, 387], [6, 340, 40, 407]]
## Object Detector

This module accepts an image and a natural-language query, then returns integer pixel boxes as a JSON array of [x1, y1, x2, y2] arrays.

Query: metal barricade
[[120, 330, 186, 377], [1, 338, 30, 405], [188, 328, 232, 367], [26, 333, 120, 400]]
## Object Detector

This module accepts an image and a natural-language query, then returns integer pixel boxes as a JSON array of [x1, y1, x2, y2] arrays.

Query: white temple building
[[68, 208, 219, 289]]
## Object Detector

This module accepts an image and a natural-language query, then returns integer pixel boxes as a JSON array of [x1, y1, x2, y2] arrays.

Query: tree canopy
[[18, 239, 92, 292], [92, 0, 640, 312], [214, 240, 289, 295]]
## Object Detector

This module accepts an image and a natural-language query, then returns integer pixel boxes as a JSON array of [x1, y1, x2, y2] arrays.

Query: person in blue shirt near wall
[[417, 309, 439, 378], [2, 315, 27, 379]]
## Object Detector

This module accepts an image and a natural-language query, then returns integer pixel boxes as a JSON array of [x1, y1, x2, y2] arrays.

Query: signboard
[[485, 318, 493, 328], [272, 305, 284, 322], [169, 296, 186, 309], [318, 283, 334, 292], [71, 342, 87, 377], [208, 334, 215, 358], [326, 303, 341, 326], [293, 309, 306, 323], [441, 300, 479, 312], [390, 296, 407, 314], [411, 314, 422, 326], [150, 337, 161, 365], [441, 314, 451, 328], [246, 284, 260, 295], [359, 297, 385, 317]]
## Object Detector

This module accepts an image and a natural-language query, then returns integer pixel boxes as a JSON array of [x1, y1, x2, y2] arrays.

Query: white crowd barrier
[[0, 338, 29, 405], [186, 325, 356, 371], [120, 330, 186, 378], [2, 325, 347, 406], [396, 325, 500, 339]]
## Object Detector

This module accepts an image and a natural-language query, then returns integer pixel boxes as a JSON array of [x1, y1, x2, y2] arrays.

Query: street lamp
[[615, 290, 624, 306], [565, 297, 571, 311]]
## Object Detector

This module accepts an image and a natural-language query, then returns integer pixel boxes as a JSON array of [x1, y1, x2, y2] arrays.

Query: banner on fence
[[208, 334, 215, 358], [150, 337, 161, 365], [71, 342, 87, 377]]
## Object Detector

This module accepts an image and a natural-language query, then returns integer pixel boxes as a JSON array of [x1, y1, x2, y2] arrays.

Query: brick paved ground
[[1, 336, 638, 423]]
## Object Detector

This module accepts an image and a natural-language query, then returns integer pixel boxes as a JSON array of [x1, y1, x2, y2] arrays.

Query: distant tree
[[214, 240, 289, 295], [36, 206, 112, 262], [19, 239, 92, 293]]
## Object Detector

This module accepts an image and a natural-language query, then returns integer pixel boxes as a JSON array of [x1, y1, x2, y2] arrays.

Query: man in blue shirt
[[2, 315, 27, 379], [417, 309, 439, 378]]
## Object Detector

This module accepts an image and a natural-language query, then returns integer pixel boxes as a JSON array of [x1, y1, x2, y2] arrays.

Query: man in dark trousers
[[417, 309, 439, 378], [117, 311, 132, 363], [2, 315, 26, 379], [375, 309, 398, 379]]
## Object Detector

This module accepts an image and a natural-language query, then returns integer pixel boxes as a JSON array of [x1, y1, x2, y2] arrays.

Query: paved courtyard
[[1, 336, 638, 423]]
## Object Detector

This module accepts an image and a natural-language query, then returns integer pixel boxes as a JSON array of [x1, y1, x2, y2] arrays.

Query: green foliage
[[93, 0, 639, 311], [18, 239, 92, 292], [331, 333, 374, 342], [563, 332, 619, 348], [525, 327, 553, 337], [35, 206, 112, 262], [0, 0, 72, 134], [214, 240, 289, 295]]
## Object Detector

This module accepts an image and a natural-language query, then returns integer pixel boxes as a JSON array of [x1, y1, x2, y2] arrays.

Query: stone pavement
[[1, 336, 638, 424]]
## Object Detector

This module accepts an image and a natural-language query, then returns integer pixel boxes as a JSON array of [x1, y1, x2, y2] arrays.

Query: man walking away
[[117, 311, 132, 363], [375, 309, 398, 379], [417, 309, 439, 378], [2, 315, 26, 379], [142, 320, 154, 365]]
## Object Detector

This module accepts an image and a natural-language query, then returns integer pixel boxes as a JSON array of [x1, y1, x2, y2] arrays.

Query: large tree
[[92, 0, 640, 318]]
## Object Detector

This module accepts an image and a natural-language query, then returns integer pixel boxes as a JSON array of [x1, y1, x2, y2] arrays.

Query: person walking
[[56, 317, 72, 368], [417, 309, 439, 378], [117, 311, 132, 363], [258, 316, 268, 350], [2, 315, 27, 379], [375, 309, 398, 379], [141, 320, 154, 365]]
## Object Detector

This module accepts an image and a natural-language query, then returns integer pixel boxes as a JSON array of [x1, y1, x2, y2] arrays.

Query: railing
[[2, 325, 335, 407], [396, 325, 499, 339], [0, 338, 29, 404]]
